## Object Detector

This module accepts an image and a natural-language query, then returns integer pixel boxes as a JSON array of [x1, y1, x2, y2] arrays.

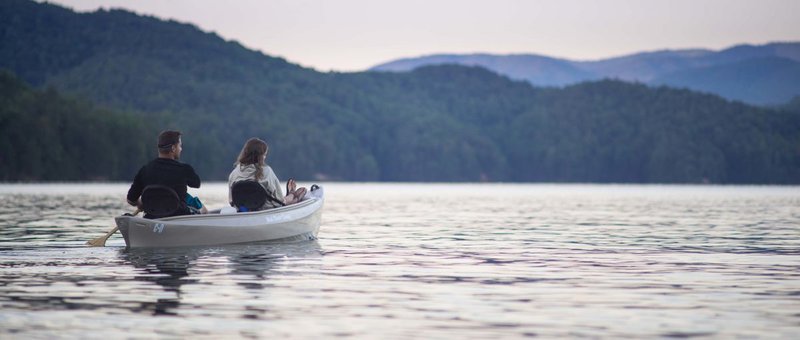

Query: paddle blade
[[86, 226, 118, 247]]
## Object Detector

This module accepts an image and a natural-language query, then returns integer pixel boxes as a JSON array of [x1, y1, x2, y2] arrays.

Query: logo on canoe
[[153, 223, 165, 233], [264, 214, 292, 223]]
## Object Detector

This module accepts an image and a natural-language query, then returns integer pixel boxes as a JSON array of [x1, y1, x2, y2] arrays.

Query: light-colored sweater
[[227, 163, 284, 209]]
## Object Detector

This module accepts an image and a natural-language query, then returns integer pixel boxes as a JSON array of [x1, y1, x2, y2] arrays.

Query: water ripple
[[0, 183, 799, 338]]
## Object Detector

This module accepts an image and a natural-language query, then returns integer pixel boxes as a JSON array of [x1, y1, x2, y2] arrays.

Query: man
[[127, 130, 207, 217]]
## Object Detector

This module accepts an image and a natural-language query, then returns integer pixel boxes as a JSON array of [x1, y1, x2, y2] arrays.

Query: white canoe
[[115, 186, 324, 248]]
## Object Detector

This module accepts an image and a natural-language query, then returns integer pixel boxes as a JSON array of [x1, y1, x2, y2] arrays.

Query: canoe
[[115, 186, 324, 248]]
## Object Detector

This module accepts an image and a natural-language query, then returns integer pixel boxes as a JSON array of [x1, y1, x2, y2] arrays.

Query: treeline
[[330, 67, 800, 183], [509, 81, 800, 183], [1, 0, 799, 183], [0, 71, 154, 181]]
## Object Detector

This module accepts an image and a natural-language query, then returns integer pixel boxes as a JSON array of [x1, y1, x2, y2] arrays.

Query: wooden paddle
[[86, 208, 141, 247]]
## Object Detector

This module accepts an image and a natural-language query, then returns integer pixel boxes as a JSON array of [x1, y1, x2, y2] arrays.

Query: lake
[[0, 183, 798, 338]]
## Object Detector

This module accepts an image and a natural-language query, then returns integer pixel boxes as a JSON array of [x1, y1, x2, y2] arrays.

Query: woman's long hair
[[236, 138, 268, 180]]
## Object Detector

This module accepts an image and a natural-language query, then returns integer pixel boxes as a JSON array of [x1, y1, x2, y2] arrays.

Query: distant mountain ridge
[[370, 42, 800, 105]]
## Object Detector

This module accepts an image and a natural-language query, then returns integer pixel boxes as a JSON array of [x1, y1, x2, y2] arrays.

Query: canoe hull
[[116, 195, 323, 248]]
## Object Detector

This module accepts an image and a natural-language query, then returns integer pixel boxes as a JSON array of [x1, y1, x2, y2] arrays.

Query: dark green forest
[[1, 0, 799, 183], [0, 71, 153, 180]]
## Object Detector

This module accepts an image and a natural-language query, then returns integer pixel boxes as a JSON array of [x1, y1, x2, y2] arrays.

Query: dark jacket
[[127, 158, 201, 217]]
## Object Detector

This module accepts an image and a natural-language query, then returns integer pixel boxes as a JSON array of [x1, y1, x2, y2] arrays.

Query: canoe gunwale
[[154, 197, 318, 222]]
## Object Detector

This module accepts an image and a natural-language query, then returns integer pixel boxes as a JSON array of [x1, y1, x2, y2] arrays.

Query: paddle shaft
[[86, 208, 141, 247]]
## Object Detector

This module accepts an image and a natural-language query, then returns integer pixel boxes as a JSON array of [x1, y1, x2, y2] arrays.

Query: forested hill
[[0, 71, 153, 180], [1, 0, 799, 184]]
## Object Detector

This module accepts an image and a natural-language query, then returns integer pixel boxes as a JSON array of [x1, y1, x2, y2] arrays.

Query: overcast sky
[[49, 0, 800, 72]]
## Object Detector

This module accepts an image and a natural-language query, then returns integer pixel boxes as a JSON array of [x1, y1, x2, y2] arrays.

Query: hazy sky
[[49, 0, 800, 72]]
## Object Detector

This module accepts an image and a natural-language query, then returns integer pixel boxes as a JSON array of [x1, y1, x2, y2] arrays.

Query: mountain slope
[[578, 49, 713, 82], [653, 57, 800, 105], [371, 53, 597, 86], [0, 0, 304, 86], [0, 71, 153, 180], [1, 0, 799, 183], [371, 43, 800, 105]]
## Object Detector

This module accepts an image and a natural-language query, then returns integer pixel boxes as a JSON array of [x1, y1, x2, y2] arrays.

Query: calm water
[[0, 183, 798, 338]]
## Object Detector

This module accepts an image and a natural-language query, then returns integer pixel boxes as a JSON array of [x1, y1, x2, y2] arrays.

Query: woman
[[228, 138, 306, 210]]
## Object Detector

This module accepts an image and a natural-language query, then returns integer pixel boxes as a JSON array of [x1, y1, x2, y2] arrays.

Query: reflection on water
[[120, 242, 322, 317], [0, 183, 799, 338], [126, 247, 194, 316]]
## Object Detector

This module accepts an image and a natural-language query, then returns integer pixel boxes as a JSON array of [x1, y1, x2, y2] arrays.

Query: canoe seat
[[141, 185, 181, 218], [231, 181, 272, 212]]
